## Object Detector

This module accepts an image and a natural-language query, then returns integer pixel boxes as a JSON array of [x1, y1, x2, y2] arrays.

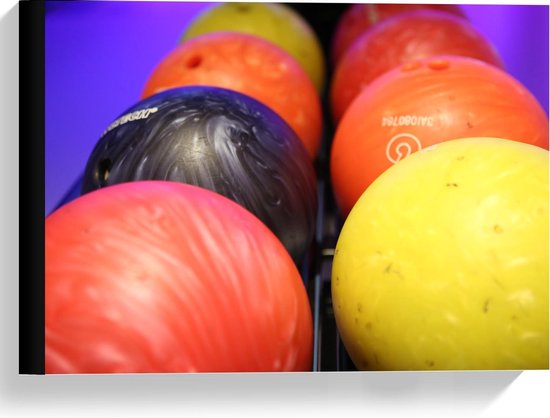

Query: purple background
[[45, 2, 549, 215]]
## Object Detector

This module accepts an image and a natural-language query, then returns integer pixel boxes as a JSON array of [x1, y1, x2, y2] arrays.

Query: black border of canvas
[[19, 0, 46, 375]]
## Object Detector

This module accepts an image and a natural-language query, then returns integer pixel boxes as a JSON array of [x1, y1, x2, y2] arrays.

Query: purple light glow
[[45, 1, 213, 214], [45, 2, 549, 215], [461, 4, 549, 115]]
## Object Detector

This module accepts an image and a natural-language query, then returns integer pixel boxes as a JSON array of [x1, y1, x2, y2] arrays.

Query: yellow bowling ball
[[332, 137, 549, 371], [180, 2, 326, 92]]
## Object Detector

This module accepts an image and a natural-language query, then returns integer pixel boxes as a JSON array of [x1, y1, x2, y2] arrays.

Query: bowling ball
[[46, 181, 313, 373], [141, 32, 323, 159], [330, 10, 504, 122], [180, 2, 326, 92], [332, 137, 549, 370], [331, 3, 467, 65], [330, 56, 549, 216], [81, 86, 317, 265]]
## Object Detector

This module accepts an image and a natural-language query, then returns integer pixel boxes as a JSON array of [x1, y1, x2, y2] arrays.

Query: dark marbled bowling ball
[[81, 86, 318, 265]]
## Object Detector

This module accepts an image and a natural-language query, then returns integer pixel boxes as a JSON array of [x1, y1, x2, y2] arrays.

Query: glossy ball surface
[[46, 181, 313, 373], [330, 56, 549, 216], [142, 32, 322, 159], [331, 10, 503, 122], [82, 86, 318, 264], [180, 2, 325, 92], [332, 138, 549, 371], [331, 3, 467, 65]]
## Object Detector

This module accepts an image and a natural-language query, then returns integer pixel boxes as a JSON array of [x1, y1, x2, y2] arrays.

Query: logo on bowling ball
[[385, 133, 423, 164], [102, 106, 159, 136]]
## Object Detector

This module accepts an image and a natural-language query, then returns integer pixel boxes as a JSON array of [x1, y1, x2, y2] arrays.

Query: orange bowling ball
[[330, 55, 549, 216], [46, 181, 313, 373], [330, 10, 504, 122], [331, 3, 467, 65], [142, 32, 322, 159]]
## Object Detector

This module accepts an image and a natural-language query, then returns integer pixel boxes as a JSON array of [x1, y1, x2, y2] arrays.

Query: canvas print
[[38, 1, 549, 374]]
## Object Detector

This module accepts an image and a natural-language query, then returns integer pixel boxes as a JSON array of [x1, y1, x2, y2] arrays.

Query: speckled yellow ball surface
[[180, 2, 326, 92], [332, 137, 549, 370]]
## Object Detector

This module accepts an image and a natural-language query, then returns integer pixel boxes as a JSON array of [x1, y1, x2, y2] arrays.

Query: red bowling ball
[[330, 56, 549, 217], [46, 181, 313, 373], [142, 32, 323, 159], [331, 3, 467, 65], [331, 10, 504, 122]]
